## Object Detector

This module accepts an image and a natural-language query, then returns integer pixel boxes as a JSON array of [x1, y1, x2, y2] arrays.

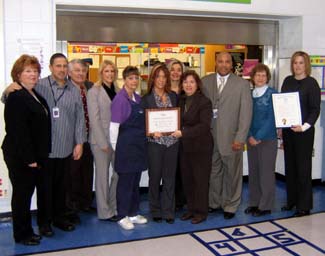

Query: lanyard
[[48, 76, 67, 106]]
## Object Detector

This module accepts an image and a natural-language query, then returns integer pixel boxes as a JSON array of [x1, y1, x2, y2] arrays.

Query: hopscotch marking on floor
[[191, 220, 325, 256]]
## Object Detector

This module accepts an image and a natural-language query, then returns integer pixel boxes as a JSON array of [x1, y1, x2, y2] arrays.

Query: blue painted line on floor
[[191, 220, 324, 256]]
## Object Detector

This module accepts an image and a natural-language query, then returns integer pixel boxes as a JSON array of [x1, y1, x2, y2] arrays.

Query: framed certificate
[[145, 108, 180, 136], [272, 92, 302, 128]]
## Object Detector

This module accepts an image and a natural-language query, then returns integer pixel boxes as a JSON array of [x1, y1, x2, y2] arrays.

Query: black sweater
[[281, 75, 321, 126]]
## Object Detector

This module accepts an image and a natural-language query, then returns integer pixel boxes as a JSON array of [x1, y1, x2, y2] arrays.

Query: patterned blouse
[[148, 91, 178, 147]]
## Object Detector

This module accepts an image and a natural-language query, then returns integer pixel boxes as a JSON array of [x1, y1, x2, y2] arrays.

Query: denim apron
[[115, 99, 148, 173]]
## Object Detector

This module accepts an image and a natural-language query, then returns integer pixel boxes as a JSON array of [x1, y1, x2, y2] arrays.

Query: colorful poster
[[310, 56, 325, 66], [242, 59, 259, 77]]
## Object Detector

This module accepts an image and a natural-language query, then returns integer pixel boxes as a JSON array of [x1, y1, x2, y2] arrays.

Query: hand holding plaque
[[272, 92, 302, 128], [145, 107, 180, 136]]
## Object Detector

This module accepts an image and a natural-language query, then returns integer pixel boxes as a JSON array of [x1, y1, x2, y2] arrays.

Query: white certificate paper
[[146, 108, 180, 136], [272, 92, 302, 128]]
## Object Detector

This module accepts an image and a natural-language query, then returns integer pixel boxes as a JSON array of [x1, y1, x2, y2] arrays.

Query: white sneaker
[[118, 217, 134, 230], [129, 215, 148, 224]]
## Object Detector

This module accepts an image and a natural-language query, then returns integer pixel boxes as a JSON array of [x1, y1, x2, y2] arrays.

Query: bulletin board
[[310, 56, 325, 94]]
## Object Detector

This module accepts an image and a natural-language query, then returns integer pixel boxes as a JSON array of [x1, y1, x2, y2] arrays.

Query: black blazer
[[2, 86, 51, 165], [141, 91, 178, 109], [179, 92, 213, 153]]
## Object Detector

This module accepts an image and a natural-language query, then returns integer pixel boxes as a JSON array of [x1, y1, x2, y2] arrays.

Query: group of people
[[1, 50, 320, 245]]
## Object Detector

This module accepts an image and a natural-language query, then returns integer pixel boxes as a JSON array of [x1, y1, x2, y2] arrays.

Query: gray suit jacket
[[202, 73, 252, 156], [87, 85, 112, 149]]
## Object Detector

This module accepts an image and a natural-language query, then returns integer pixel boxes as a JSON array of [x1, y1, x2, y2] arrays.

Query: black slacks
[[175, 154, 186, 208], [46, 156, 70, 223], [4, 155, 49, 241], [180, 150, 212, 218], [148, 142, 178, 219], [66, 142, 94, 210], [283, 127, 314, 211]]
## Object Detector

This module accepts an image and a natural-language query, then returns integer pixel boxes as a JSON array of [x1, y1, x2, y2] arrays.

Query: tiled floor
[[0, 180, 324, 256]]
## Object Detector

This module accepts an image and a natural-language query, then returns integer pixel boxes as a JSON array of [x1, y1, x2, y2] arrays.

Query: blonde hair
[[167, 59, 185, 74], [95, 60, 118, 86]]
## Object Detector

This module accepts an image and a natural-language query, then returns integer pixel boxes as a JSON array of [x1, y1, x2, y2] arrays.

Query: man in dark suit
[[66, 59, 95, 219], [201, 52, 252, 219]]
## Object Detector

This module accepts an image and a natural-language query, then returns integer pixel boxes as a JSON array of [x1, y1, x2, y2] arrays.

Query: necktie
[[219, 77, 225, 93], [80, 86, 89, 136]]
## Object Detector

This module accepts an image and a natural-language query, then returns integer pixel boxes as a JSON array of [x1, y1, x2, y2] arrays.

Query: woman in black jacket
[[141, 63, 178, 224], [172, 70, 213, 224], [2, 55, 51, 245]]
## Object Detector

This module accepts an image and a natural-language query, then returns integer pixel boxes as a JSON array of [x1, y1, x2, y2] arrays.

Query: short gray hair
[[68, 59, 88, 71]]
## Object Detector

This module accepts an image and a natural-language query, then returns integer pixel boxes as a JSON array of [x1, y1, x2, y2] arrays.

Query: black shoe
[[153, 217, 162, 223], [208, 207, 218, 213], [252, 209, 271, 217], [293, 210, 310, 217], [224, 212, 235, 219], [244, 206, 258, 214], [39, 224, 54, 237], [281, 205, 295, 211], [180, 212, 193, 221], [106, 215, 120, 222], [16, 237, 40, 246], [31, 233, 42, 241], [66, 213, 81, 225], [53, 221, 75, 232], [165, 218, 175, 224], [191, 216, 207, 224]]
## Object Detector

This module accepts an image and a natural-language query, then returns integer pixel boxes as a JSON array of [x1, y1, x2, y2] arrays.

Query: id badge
[[52, 107, 60, 118], [213, 108, 218, 119]]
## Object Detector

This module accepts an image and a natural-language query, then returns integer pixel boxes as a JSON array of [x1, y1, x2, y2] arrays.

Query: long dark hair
[[147, 63, 171, 94]]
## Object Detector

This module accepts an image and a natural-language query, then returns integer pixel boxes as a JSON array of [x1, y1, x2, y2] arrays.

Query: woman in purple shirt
[[110, 66, 148, 230]]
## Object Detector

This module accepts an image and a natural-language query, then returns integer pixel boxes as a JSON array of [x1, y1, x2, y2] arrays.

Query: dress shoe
[[16, 237, 40, 246], [281, 205, 295, 211], [180, 212, 193, 221], [191, 216, 206, 224], [66, 213, 81, 225], [107, 215, 120, 222], [224, 212, 235, 219], [39, 224, 54, 237], [208, 207, 218, 213], [252, 209, 271, 217], [293, 210, 310, 217], [165, 218, 175, 224], [153, 217, 162, 223], [53, 220, 75, 232], [244, 206, 258, 214], [31, 233, 42, 241]]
